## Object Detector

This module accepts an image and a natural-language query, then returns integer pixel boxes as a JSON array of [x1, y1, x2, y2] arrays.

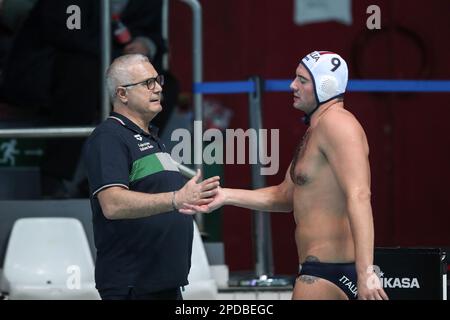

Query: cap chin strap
[[302, 104, 319, 126], [302, 94, 344, 126]]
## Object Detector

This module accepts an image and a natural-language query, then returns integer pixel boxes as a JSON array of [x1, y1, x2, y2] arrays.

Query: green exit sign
[[0, 138, 46, 167]]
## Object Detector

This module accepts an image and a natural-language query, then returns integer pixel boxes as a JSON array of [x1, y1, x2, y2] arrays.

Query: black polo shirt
[[84, 111, 193, 295]]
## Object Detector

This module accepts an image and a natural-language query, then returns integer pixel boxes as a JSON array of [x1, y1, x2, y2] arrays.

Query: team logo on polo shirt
[[138, 142, 153, 151], [134, 134, 143, 141]]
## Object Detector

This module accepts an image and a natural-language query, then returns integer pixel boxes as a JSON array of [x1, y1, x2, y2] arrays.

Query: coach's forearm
[[99, 187, 174, 219], [223, 186, 292, 212]]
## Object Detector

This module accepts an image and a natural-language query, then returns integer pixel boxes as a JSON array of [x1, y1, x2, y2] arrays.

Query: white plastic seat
[[2, 217, 100, 299], [183, 221, 218, 300]]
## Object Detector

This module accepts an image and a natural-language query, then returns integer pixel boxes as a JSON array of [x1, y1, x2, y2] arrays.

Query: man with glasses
[[84, 54, 220, 300]]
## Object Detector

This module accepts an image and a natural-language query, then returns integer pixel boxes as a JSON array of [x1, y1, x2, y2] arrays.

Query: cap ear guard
[[316, 75, 339, 103]]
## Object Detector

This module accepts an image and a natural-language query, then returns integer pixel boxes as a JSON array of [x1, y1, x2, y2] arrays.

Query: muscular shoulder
[[316, 107, 368, 151]]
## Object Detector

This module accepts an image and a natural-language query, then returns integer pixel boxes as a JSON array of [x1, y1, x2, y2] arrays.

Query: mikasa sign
[[373, 248, 445, 300], [380, 277, 420, 289], [368, 265, 421, 290]]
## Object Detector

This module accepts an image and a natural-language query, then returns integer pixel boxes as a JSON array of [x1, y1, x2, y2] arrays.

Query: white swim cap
[[301, 51, 348, 104]]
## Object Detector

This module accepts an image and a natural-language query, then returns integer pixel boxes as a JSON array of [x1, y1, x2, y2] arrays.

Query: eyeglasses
[[120, 74, 164, 91]]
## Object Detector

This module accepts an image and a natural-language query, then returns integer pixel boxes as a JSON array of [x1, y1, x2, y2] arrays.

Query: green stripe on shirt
[[129, 152, 179, 182]]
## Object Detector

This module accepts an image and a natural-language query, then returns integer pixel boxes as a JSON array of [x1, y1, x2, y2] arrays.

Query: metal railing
[[248, 76, 274, 277], [0, 127, 95, 139], [100, 0, 112, 121], [178, 0, 205, 230], [162, 0, 170, 71]]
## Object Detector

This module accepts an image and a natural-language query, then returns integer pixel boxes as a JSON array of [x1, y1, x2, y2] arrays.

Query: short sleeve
[[84, 131, 130, 197]]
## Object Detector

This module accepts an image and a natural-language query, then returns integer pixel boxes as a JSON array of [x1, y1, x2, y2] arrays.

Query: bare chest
[[290, 130, 325, 186]]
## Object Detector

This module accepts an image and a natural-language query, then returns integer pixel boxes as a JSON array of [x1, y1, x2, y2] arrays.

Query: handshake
[[173, 169, 225, 215]]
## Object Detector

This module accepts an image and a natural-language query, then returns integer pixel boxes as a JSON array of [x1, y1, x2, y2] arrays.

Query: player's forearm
[[222, 186, 292, 212], [347, 196, 375, 275], [100, 188, 174, 219]]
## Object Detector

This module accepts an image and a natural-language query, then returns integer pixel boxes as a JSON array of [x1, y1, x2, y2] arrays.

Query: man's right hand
[[357, 269, 389, 300], [179, 186, 227, 214], [175, 170, 220, 214]]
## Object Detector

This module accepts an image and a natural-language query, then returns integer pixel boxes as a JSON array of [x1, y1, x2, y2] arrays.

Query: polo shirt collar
[[108, 111, 159, 136]]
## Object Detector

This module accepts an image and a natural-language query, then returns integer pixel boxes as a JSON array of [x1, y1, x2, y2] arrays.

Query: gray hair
[[105, 54, 150, 100]]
